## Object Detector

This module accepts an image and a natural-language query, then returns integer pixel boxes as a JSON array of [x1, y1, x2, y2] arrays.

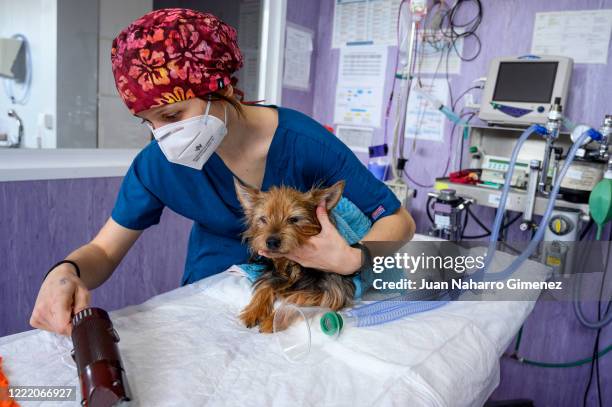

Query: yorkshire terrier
[[234, 179, 356, 333]]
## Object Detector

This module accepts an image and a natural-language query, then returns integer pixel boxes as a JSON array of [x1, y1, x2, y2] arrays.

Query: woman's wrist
[[335, 245, 363, 275], [44, 260, 80, 282]]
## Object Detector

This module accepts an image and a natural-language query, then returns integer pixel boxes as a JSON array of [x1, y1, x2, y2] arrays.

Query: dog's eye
[[287, 216, 300, 224], [258, 216, 267, 224]]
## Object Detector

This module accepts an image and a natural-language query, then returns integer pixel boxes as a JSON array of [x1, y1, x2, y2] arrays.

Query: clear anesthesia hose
[[345, 285, 451, 318], [480, 129, 602, 282], [273, 292, 453, 362], [341, 297, 450, 328], [480, 124, 547, 275]]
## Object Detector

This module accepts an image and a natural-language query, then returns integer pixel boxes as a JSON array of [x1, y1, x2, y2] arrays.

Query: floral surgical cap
[[111, 8, 243, 114]]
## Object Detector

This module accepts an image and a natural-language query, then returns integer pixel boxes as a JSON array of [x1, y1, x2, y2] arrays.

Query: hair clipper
[[71, 307, 131, 406]]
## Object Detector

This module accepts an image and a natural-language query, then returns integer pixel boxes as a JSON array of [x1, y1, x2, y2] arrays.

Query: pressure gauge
[[548, 215, 574, 236]]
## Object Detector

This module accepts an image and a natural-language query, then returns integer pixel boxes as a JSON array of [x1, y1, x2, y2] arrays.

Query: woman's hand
[[29, 264, 91, 336], [258, 202, 362, 275]]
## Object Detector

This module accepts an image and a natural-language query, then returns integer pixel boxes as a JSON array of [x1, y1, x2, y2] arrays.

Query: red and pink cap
[[111, 8, 243, 114]]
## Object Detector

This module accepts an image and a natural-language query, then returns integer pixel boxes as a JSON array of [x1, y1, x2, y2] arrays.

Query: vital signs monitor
[[479, 55, 573, 126]]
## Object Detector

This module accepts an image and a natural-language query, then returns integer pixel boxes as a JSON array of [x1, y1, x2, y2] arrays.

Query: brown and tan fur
[[234, 179, 356, 333]]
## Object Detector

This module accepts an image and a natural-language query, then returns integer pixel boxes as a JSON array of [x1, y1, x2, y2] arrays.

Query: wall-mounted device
[[480, 154, 531, 188], [478, 55, 573, 126], [0, 37, 25, 81], [1, 34, 32, 105]]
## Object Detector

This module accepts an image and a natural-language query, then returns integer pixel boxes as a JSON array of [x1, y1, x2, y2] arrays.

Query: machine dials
[[548, 214, 574, 236]]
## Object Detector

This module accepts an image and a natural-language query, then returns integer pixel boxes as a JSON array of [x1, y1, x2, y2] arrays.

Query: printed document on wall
[[334, 45, 388, 127], [283, 24, 314, 90], [332, 0, 402, 48], [405, 79, 448, 142], [531, 9, 612, 64], [336, 125, 373, 153]]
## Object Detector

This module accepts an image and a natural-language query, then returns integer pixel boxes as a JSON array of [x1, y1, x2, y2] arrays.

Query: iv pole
[[386, 0, 426, 207]]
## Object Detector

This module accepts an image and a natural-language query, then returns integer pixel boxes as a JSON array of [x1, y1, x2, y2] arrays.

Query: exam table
[[0, 236, 550, 407]]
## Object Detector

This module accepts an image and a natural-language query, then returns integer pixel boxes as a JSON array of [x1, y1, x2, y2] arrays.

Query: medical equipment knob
[[438, 189, 459, 202]]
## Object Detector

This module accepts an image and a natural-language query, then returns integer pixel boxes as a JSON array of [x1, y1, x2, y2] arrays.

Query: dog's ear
[[234, 177, 260, 212], [311, 180, 345, 211]]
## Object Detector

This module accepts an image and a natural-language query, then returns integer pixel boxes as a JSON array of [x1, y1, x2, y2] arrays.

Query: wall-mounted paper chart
[[333, 45, 388, 127], [332, 0, 402, 48], [531, 9, 612, 64], [283, 24, 314, 90], [404, 78, 449, 142], [336, 125, 374, 153]]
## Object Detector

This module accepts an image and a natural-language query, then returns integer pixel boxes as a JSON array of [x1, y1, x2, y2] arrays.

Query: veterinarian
[[29, 8, 415, 336]]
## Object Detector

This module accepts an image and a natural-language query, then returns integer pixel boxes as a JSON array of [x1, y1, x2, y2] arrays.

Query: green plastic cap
[[469, 146, 478, 153], [320, 312, 343, 336]]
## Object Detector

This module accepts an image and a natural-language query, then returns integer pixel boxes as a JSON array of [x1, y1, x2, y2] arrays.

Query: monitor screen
[[492, 62, 558, 103]]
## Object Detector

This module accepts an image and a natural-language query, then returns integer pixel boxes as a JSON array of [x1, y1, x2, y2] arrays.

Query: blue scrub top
[[111, 106, 401, 285]]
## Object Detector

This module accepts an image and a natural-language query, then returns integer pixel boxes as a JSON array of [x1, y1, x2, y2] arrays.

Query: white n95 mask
[[149, 101, 227, 170]]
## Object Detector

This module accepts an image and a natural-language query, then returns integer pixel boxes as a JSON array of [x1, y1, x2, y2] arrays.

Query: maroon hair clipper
[[71, 307, 131, 406]]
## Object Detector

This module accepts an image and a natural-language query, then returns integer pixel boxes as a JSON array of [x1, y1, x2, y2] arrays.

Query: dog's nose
[[266, 236, 281, 250]]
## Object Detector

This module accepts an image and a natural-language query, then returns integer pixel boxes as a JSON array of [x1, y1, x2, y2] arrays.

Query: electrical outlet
[[464, 94, 480, 110], [465, 94, 474, 107]]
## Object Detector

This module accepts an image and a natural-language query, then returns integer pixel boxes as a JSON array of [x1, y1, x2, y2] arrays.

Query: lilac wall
[[307, 0, 612, 405], [0, 178, 191, 337], [280, 0, 321, 116]]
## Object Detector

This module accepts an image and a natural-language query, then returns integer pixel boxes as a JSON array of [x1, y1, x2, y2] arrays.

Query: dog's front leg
[[240, 281, 277, 332]]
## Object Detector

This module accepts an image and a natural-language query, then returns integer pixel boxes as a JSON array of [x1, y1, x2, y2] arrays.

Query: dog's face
[[234, 180, 345, 255]]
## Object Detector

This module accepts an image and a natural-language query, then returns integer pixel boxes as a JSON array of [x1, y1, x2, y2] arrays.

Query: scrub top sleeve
[[111, 158, 165, 230], [306, 134, 401, 222]]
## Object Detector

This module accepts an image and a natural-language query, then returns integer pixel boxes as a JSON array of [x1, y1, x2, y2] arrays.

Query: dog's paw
[[239, 309, 260, 328], [258, 316, 274, 333]]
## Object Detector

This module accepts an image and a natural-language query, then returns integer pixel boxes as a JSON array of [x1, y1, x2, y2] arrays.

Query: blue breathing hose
[[479, 129, 596, 283], [342, 285, 456, 326], [349, 289, 443, 316], [472, 125, 612, 329], [479, 125, 547, 278], [349, 298, 450, 327], [342, 127, 601, 329]]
